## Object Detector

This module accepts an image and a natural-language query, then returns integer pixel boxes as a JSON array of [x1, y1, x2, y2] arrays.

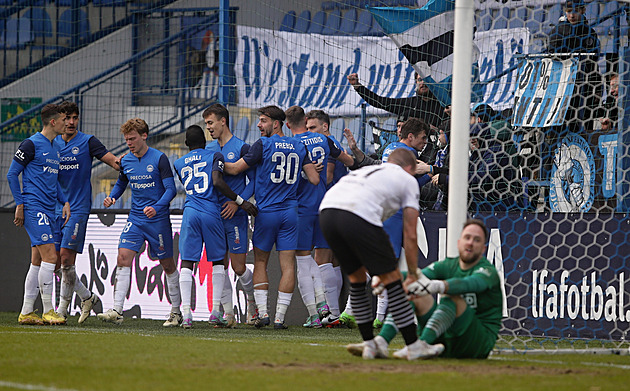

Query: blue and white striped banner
[[512, 57, 578, 128]]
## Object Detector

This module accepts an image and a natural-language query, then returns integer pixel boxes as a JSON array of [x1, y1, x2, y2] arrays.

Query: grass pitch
[[0, 312, 629, 391]]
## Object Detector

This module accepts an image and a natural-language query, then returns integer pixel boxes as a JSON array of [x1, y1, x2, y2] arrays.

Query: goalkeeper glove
[[407, 271, 446, 298]]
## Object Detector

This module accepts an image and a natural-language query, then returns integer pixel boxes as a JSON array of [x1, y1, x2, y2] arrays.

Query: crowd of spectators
[[343, 0, 622, 213]]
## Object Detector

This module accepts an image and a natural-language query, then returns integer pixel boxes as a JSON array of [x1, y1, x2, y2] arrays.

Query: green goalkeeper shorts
[[440, 305, 498, 359]]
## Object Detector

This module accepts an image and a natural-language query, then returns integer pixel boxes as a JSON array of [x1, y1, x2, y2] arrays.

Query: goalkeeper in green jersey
[[349, 219, 503, 359]]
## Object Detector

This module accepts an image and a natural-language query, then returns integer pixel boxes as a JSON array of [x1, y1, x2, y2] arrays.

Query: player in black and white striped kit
[[319, 148, 441, 360]]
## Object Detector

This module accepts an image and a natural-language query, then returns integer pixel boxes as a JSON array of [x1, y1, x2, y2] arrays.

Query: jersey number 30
[[270, 152, 299, 184], [181, 162, 209, 195]]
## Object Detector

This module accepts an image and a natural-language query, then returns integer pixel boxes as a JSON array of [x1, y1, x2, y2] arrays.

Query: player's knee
[[160, 258, 177, 274], [441, 294, 468, 317], [232, 263, 246, 275]]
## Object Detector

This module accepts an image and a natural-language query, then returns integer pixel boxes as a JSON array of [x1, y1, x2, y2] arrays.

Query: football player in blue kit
[[7, 104, 69, 325], [343, 118, 432, 328], [174, 125, 258, 329], [54, 101, 121, 323], [285, 106, 355, 328], [204, 104, 257, 326], [306, 110, 354, 327], [98, 118, 182, 326], [224, 105, 320, 329]]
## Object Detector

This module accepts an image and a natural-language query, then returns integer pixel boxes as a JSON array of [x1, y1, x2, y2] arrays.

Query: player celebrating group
[[99, 118, 182, 326], [54, 101, 120, 323], [204, 104, 257, 326], [174, 125, 257, 329], [8, 104, 69, 325], [224, 105, 320, 329]]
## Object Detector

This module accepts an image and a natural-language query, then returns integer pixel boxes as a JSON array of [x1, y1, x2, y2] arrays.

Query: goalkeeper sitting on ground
[[349, 219, 503, 359]]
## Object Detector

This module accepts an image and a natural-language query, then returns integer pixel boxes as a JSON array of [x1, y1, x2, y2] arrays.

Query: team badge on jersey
[[227, 152, 236, 160], [72, 147, 80, 155], [41, 234, 49, 242], [146, 164, 154, 172]]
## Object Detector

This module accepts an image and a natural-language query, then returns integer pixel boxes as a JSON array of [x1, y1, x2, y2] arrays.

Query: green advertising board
[[1, 98, 43, 142]]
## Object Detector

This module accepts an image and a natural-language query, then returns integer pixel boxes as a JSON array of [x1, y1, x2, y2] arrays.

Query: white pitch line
[[490, 356, 630, 370], [0, 380, 79, 391]]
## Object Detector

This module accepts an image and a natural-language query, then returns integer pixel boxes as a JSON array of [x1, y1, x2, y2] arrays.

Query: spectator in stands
[[548, 0, 599, 53], [347, 72, 445, 129], [472, 103, 519, 169], [468, 122, 518, 212], [597, 72, 619, 132], [547, 0, 602, 129], [421, 120, 451, 211], [424, 111, 518, 212]]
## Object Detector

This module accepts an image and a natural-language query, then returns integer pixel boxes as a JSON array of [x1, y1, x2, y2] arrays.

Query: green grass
[[0, 312, 629, 391]]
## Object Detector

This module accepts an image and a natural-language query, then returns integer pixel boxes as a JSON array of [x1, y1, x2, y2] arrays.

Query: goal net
[[0, 0, 629, 352]]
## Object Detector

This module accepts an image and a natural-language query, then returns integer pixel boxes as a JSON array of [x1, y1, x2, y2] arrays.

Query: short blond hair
[[121, 118, 149, 136]]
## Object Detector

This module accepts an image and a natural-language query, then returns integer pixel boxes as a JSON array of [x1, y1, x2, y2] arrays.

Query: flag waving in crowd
[[369, 0, 484, 106]]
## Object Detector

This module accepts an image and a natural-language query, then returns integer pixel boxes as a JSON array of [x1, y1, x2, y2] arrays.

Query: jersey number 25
[[181, 162, 209, 195]]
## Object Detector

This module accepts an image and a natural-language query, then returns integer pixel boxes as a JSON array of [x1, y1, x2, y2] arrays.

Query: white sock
[[296, 255, 317, 316], [21, 264, 40, 315], [180, 268, 193, 317], [211, 265, 225, 314], [376, 290, 388, 321], [166, 270, 181, 313], [38, 262, 56, 313], [311, 259, 326, 304], [113, 266, 131, 314], [59, 265, 77, 316], [253, 286, 268, 316], [319, 263, 340, 316], [275, 291, 292, 323], [237, 267, 255, 301], [334, 266, 343, 295], [74, 275, 91, 301], [221, 272, 234, 315]]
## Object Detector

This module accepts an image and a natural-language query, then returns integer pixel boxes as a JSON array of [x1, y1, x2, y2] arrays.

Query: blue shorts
[[252, 206, 298, 252], [180, 208, 226, 263], [58, 213, 88, 253], [222, 214, 248, 254], [118, 217, 173, 259], [297, 213, 328, 251], [383, 209, 403, 259], [24, 208, 59, 248]]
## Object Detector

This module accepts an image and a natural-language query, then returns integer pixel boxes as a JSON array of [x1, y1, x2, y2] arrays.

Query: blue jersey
[[174, 148, 224, 213], [243, 134, 310, 211], [110, 147, 175, 222], [382, 141, 431, 189], [10, 132, 62, 216], [382, 141, 415, 163], [55, 131, 108, 215], [206, 135, 253, 216], [294, 131, 336, 214], [328, 135, 348, 187]]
